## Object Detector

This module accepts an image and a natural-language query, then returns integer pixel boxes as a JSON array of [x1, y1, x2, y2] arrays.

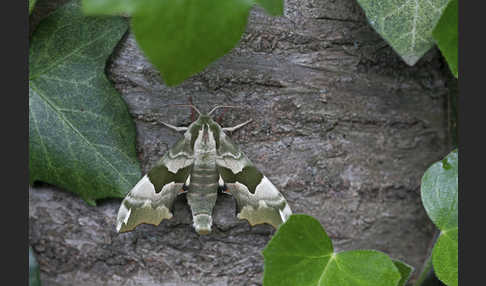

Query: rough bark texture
[[29, 0, 457, 285]]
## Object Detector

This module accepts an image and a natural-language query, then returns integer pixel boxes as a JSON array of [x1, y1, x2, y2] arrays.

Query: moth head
[[187, 113, 220, 131], [185, 105, 247, 142]]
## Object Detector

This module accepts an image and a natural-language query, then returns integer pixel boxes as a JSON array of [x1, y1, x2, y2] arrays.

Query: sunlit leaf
[[263, 215, 402, 286]]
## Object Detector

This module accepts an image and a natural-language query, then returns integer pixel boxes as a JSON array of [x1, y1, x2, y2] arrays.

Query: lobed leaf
[[356, 0, 451, 65], [29, 0, 141, 205], [433, 0, 458, 78], [263, 214, 403, 286]]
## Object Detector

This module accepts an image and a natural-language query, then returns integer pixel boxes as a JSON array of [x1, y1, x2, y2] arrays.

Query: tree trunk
[[29, 0, 456, 285]]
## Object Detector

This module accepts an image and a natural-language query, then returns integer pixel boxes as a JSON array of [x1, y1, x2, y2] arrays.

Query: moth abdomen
[[186, 165, 219, 234]]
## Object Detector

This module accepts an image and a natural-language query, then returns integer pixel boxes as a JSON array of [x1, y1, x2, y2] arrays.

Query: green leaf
[[29, 0, 37, 14], [81, 0, 139, 15], [421, 149, 458, 286], [83, 0, 282, 86], [393, 260, 413, 286], [421, 149, 458, 231], [131, 0, 253, 86], [432, 228, 458, 286], [263, 214, 402, 286], [29, 0, 141, 205], [433, 0, 458, 78], [356, 0, 451, 65], [29, 247, 41, 286]]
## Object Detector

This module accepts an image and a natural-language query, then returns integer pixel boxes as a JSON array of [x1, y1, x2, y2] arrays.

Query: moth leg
[[180, 175, 191, 194], [222, 119, 253, 132], [180, 184, 189, 194], [161, 121, 188, 132], [217, 175, 231, 195]]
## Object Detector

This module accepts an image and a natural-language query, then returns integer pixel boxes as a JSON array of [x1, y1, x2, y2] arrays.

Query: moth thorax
[[195, 125, 216, 153]]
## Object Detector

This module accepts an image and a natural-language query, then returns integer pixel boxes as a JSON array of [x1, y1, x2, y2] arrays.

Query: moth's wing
[[216, 132, 292, 228], [116, 137, 193, 232]]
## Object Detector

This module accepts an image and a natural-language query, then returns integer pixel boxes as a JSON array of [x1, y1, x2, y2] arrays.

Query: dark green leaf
[[433, 0, 458, 78], [29, 247, 41, 286], [356, 0, 450, 65], [433, 228, 458, 286], [421, 149, 458, 231], [393, 260, 413, 286], [29, 0, 141, 205], [29, 0, 37, 14], [263, 214, 402, 286]]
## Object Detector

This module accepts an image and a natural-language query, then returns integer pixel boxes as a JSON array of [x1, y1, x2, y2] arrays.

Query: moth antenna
[[170, 104, 201, 115], [208, 105, 246, 116], [188, 96, 196, 121]]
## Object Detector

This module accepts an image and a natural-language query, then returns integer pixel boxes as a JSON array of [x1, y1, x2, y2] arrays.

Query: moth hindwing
[[116, 107, 292, 235]]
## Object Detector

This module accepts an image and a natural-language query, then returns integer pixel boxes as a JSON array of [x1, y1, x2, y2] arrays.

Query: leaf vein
[[31, 26, 120, 80], [30, 82, 132, 187]]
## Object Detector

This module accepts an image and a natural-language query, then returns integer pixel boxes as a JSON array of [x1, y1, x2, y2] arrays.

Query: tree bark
[[29, 0, 456, 285]]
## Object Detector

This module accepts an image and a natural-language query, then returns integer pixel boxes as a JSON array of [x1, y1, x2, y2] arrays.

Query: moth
[[116, 105, 292, 235]]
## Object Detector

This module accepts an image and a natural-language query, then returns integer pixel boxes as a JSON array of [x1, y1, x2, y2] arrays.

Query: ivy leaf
[[421, 150, 458, 232], [356, 0, 450, 65], [29, 0, 141, 205], [421, 149, 458, 286], [433, 0, 458, 78], [432, 228, 458, 286], [82, 0, 284, 86], [131, 0, 253, 86], [29, 0, 37, 14], [393, 260, 413, 286], [263, 214, 402, 286], [29, 247, 41, 286]]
